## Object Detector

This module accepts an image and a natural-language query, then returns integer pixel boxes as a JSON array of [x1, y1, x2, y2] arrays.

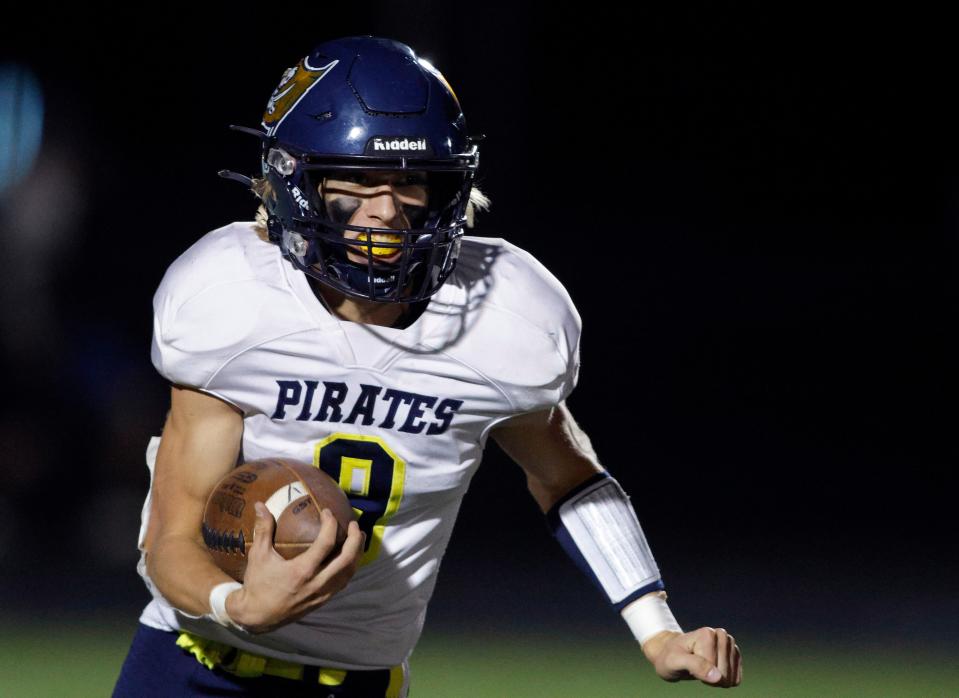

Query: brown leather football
[[201, 458, 355, 581]]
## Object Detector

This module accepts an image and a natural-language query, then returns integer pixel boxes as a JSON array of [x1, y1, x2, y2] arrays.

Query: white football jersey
[[136, 221, 581, 669]]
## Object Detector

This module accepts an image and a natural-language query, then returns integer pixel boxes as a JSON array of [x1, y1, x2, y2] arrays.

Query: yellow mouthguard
[[361, 233, 403, 257]]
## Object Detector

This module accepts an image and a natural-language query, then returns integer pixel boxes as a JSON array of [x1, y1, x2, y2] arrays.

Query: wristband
[[207, 581, 244, 631], [621, 591, 683, 647]]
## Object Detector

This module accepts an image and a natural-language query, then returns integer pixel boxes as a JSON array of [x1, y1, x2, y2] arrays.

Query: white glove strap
[[621, 591, 683, 647], [207, 581, 244, 630]]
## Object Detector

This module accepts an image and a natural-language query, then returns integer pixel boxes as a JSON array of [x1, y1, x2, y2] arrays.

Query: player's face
[[320, 170, 430, 266]]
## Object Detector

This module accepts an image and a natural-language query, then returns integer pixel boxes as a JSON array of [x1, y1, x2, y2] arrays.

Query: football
[[201, 458, 355, 581]]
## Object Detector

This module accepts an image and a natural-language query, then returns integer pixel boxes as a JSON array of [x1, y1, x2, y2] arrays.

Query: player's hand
[[225, 501, 365, 634], [642, 627, 742, 688]]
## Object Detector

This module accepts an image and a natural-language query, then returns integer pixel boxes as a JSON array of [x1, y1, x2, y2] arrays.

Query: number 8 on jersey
[[314, 433, 406, 566]]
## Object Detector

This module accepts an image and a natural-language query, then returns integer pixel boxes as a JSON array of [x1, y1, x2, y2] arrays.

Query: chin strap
[[327, 258, 402, 298]]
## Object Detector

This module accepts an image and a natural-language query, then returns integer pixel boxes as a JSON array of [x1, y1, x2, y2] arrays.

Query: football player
[[113, 36, 742, 697]]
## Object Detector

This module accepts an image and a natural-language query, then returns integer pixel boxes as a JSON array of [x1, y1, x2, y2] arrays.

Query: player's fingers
[[725, 633, 738, 686], [669, 627, 722, 684], [302, 530, 365, 608], [723, 635, 737, 686], [715, 629, 730, 686], [329, 521, 364, 565], [687, 627, 719, 669], [300, 509, 339, 571], [664, 650, 721, 685], [251, 502, 276, 554], [311, 522, 365, 588], [342, 523, 366, 571]]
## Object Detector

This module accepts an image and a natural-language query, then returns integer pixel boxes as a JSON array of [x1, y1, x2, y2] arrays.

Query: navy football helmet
[[219, 36, 481, 303]]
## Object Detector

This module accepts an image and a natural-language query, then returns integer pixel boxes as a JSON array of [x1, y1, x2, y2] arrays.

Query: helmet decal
[[262, 56, 339, 135]]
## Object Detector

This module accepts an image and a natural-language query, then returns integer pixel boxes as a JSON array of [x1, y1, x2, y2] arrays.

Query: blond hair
[[249, 176, 491, 242]]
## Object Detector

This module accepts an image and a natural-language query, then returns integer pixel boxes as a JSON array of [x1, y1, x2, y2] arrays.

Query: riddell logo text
[[373, 137, 428, 151]]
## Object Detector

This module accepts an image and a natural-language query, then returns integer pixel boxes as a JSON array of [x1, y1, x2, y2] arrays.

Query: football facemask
[[265, 156, 473, 303]]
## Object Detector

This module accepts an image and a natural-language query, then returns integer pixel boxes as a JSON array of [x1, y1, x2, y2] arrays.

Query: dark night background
[[1, 0, 956, 676]]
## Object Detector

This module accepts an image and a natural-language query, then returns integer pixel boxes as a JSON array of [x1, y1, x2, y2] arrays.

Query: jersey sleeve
[[149, 230, 271, 409], [151, 280, 217, 391], [506, 279, 581, 412], [478, 241, 582, 416]]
